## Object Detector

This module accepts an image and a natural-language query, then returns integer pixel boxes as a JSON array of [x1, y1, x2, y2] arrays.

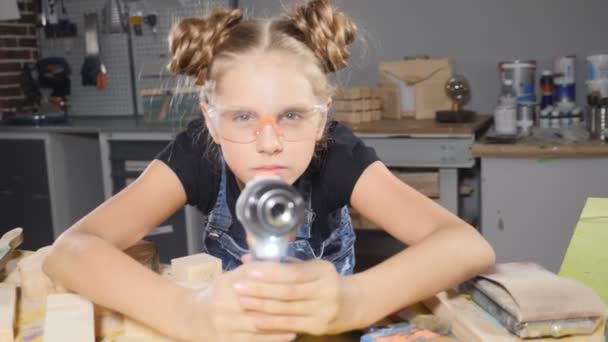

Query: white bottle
[[494, 80, 518, 134]]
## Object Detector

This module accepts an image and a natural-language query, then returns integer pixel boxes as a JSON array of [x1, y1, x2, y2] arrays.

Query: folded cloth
[[474, 262, 606, 323]]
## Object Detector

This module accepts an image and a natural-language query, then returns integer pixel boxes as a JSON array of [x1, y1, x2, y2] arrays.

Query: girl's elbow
[[42, 232, 87, 278], [476, 234, 496, 271]]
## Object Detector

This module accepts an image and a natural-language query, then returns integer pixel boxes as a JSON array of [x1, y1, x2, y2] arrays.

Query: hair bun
[[286, 0, 358, 73], [167, 8, 243, 83]]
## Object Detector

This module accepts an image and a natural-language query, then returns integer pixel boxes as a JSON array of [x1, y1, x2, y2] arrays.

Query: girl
[[43, 1, 495, 341]]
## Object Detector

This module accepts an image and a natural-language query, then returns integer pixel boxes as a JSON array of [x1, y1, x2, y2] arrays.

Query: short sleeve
[[155, 119, 220, 213], [319, 121, 380, 209]]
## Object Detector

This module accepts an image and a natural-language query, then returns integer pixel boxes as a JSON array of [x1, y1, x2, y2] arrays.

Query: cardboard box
[[378, 58, 453, 119]]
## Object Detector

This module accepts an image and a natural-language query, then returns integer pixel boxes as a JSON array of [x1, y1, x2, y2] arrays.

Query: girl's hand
[[176, 265, 297, 342], [236, 257, 364, 336]]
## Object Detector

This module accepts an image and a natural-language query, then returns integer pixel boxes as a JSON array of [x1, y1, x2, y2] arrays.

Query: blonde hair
[[167, 0, 358, 100]]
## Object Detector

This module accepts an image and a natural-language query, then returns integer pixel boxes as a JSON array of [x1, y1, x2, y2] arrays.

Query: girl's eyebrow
[[222, 104, 316, 112]]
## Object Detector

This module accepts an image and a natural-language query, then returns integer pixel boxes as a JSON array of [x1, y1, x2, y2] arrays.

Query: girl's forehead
[[214, 53, 318, 110]]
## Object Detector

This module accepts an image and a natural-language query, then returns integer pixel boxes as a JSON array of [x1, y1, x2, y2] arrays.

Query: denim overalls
[[201, 161, 356, 275]]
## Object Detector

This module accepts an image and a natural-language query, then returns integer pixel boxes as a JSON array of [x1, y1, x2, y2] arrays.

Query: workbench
[[474, 138, 608, 273]]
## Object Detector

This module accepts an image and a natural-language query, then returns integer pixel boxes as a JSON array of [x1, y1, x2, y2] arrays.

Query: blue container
[[555, 83, 576, 102]]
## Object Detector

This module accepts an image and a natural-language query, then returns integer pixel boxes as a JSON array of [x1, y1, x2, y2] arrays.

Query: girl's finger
[[234, 280, 319, 301], [252, 314, 322, 335], [239, 295, 320, 316]]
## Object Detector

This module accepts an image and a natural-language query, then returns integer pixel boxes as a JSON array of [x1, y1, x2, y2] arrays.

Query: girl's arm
[[42, 161, 195, 339], [347, 161, 496, 327]]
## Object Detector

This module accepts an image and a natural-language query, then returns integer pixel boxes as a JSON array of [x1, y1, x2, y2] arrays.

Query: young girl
[[43, 1, 495, 341]]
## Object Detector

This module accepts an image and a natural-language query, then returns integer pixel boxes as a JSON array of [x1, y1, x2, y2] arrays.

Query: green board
[[560, 197, 608, 307]]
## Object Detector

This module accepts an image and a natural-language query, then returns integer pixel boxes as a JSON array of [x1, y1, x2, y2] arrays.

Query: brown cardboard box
[[378, 58, 453, 119]]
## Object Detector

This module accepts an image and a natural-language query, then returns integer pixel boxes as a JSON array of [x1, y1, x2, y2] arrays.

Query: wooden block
[[371, 110, 382, 121], [95, 306, 124, 339], [334, 88, 361, 100], [333, 100, 365, 112], [0, 228, 23, 272], [0, 284, 16, 342], [18, 246, 56, 301], [370, 98, 383, 110], [370, 88, 381, 98], [43, 294, 95, 342], [333, 112, 362, 124], [360, 111, 372, 122], [360, 87, 373, 98], [175, 280, 212, 291], [361, 99, 372, 111], [170, 253, 222, 282], [378, 87, 401, 119]]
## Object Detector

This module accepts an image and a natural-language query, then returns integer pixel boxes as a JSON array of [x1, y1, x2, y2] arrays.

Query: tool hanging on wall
[[81, 12, 107, 89], [144, 13, 158, 35], [130, 11, 143, 36], [102, 0, 123, 34], [40, 0, 77, 38]]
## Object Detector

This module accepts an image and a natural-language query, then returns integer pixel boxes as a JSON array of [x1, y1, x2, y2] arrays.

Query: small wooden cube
[[170, 253, 222, 282], [43, 294, 95, 342]]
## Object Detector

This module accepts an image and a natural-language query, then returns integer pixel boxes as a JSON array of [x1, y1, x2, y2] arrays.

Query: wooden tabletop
[[473, 139, 608, 158], [345, 115, 492, 136]]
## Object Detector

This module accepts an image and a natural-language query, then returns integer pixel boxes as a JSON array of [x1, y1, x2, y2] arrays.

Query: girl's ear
[[200, 101, 221, 144], [315, 97, 332, 141]]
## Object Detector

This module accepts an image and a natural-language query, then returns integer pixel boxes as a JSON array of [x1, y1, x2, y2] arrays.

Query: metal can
[[555, 82, 576, 102], [499, 60, 537, 103], [540, 70, 554, 110], [554, 55, 576, 84], [589, 105, 608, 141], [516, 102, 536, 135], [550, 109, 561, 128]]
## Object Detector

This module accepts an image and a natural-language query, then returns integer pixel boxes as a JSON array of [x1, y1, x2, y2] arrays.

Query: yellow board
[[560, 197, 608, 307]]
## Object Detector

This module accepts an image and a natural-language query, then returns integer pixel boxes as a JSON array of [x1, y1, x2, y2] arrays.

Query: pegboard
[[39, 0, 229, 117]]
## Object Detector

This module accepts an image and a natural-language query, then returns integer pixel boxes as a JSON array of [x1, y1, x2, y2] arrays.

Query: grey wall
[[241, 0, 608, 114]]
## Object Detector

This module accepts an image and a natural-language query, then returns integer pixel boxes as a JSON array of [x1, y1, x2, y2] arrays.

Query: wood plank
[[43, 294, 95, 342], [0, 284, 16, 342], [343, 115, 491, 135], [560, 198, 608, 307], [473, 141, 608, 158]]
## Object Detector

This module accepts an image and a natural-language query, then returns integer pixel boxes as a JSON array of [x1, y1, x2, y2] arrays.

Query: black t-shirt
[[156, 119, 379, 243]]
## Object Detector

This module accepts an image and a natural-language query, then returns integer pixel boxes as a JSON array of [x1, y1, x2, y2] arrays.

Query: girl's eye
[[280, 111, 304, 121], [233, 112, 255, 122]]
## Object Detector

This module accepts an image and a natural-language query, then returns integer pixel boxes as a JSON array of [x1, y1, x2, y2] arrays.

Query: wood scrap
[[0, 228, 23, 273], [17, 247, 58, 301], [0, 284, 16, 342], [170, 253, 222, 282], [43, 293, 95, 342], [95, 306, 124, 340]]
